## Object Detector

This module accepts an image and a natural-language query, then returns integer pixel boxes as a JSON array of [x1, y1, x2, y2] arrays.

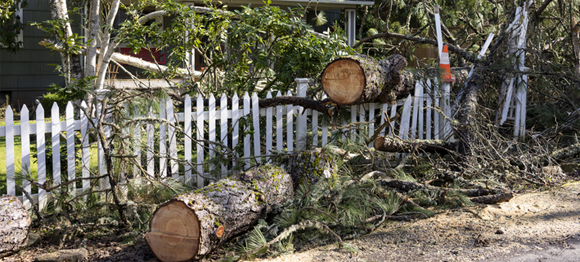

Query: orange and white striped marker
[[439, 45, 454, 83]]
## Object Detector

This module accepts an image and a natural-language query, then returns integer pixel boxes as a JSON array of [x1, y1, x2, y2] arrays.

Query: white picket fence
[[1, 78, 452, 210]]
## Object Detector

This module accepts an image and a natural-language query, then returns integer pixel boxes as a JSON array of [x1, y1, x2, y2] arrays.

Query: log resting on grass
[[374, 136, 457, 154], [145, 165, 293, 261], [0, 195, 31, 258]]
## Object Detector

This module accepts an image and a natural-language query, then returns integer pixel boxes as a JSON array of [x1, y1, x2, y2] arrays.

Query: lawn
[[0, 134, 99, 195]]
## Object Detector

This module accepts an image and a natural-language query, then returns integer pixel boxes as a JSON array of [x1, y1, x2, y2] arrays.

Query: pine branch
[[240, 220, 343, 260]]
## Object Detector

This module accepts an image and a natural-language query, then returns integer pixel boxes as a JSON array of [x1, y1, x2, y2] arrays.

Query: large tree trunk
[[0, 195, 31, 258], [321, 54, 407, 105], [321, 55, 469, 105], [145, 165, 294, 261]]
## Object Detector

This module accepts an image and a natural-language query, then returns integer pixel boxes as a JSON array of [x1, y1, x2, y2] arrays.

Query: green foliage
[[41, 76, 93, 113], [127, 177, 191, 205], [119, 1, 350, 95], [0, 0, 27, 52], [31, 18, 86, 56]]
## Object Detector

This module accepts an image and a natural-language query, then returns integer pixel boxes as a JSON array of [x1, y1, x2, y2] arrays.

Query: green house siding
[[0, 0, 70, 107]]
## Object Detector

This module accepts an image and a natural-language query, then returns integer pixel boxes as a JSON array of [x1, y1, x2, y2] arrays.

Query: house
[[0, 0, 372, 107]]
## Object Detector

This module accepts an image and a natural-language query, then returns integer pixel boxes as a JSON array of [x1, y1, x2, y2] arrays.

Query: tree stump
[[145, 165, 294, 261], [0, 195, 31, 258], [321, 54, 407, 105]]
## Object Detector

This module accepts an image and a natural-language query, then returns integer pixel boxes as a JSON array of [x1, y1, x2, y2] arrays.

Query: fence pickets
[[2, 78, 456, 210]]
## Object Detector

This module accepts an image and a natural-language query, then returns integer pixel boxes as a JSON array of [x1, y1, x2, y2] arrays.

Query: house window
[[0, 1, 24, 50], [113, 8, 166, 64]]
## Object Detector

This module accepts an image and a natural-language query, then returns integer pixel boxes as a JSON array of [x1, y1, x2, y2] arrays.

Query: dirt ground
[[2, 181, 580, 262], [256, 181, 580, 262]]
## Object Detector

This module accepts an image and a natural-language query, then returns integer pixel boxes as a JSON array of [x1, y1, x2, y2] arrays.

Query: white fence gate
[[1, 78, 452, 210]]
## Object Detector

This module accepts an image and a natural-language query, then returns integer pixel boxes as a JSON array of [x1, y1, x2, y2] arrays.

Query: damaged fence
[[1, 78, 453, 210]]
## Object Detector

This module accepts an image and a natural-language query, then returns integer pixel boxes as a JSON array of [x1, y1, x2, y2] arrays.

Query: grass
[[0, 134, 99, 195]]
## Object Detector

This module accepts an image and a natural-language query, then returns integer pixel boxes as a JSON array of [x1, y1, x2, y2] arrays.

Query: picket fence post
[[196, 94, 205, 187], [6, 106, 15, 196], [276, 91, 283, 151], [286, 91, 294, 152], [51, 103, 61, 190], [232, 93, 240, 168], [20, 105, 31, 208], [252, 93, 260, 163], [209, 94, 217, 173], [243, 93, 251, 168], [425, 79, 433, 140], [220, 94, 228, 176], [132, 103, 142, 178], [159, 97, 167, 178], [146, 107, 154, 177], [36, 104, 47, 210], [266, 91, 273, 158], [184, 94, 193, 184], [321, 94, 328, 146], [66, 102, 75, 194], [168, 98, 178, 179], [295, 78, 308, 150], [80, 101, 90, 194], [96, 89, 109, 190]]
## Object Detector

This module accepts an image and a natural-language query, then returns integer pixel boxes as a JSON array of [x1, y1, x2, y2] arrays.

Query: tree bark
[[48, 0, 83, 84], [94, 0, 121, 90], [145, 165, 294, 261], [351, 31, 478, 63], [0, 195, 30, 258], [321, 55, 469, 105], [321, 54, 407, 105], [374, 136, 457, 154], [376, 179, 514, 204], [259, 96, 331, 115], [376, 68, 468, 103], [85, 0, 100, 79]]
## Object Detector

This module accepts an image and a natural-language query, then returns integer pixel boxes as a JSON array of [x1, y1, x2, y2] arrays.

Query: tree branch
[[352, 32, 478, 63]]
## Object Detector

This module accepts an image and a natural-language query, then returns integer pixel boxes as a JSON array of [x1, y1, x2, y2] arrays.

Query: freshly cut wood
[[0, 195, 31, 258], [374, 136, 457, 154], [321, 54, 407, 105], [321, 55, 469, 105], [145, 165, 294, 261]]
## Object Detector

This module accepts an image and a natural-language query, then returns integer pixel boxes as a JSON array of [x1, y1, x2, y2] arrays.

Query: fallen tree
[[376, 178, 514, 204], [146, 149, 337, 261], [0, 195, 30, 258], [320, 54, 407, 105], [320, 54, 469, 105], [374, 136, 457, 154], [145, 165, 294, 261]]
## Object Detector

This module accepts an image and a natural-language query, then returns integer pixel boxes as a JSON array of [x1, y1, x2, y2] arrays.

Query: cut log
[[145, 165, 294, 261], [321, 55, 470, 105], [374, 136, 457, 154], [0, 195, 31, 258], [321, 54, 407, 105]]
